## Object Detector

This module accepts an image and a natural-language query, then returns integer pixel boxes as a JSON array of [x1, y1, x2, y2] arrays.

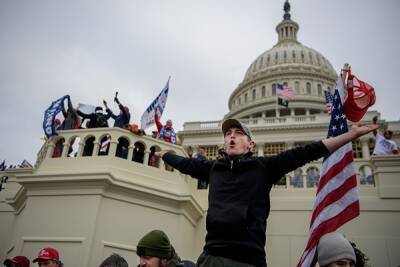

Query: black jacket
[[77, 110, 110, 128], [106, 103, 130, 128], [162, 141, 329, 266]]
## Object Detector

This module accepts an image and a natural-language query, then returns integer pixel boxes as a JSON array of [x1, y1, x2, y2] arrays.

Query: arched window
[[244, 93, 248, 103], [291, 168, 303, 188], [252, 89, 256, 100], [259, 57, 264, 69], [148, 146, 161, 167], [283, 51, 287, 63], [132, 142, 145, 163], [295, 81, 300, 94], [306, 167, 320, 188], [317, 84, 322, 96], [116, 137, 129, 159], [83, 136, 95, 157], [238, 97, 241, 105], [261, 86, 266, 97], [301, 52, 305, 63], [275, 52, 279, 63], [267, 55, 270, 66], [272, 83, 276, 96], [306, 82, 311, 95], [52, 138, 65, 158], [292, 51, 296, 62], [327, 86, 331, 93], [309, 52, 313, 63], [67, 136, 80, 158], [359, 165, 374, 186], [98, 135, 111, 156]]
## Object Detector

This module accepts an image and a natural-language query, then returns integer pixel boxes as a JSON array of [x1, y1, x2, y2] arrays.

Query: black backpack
[[96, 114, 109, 127]]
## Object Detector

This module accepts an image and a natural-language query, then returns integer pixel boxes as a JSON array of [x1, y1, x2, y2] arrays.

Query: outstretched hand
[[350, 123, 379, 138], [155, 149, 171, 158]]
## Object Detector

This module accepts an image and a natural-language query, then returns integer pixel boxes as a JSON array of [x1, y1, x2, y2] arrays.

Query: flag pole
[[341, 63, 350, 95]]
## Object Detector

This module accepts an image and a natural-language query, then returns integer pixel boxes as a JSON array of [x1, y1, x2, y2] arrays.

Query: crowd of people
[[4, 95, 398, 266], [54, 94, 178, 142], [3, 230, 196, 267], [51, 95, 179, 160]]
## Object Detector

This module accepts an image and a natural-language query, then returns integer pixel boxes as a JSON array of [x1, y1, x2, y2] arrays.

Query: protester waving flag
[[43, 95, 69, 137], [140, 78, 170, 129], [297, 76, 359, 267]]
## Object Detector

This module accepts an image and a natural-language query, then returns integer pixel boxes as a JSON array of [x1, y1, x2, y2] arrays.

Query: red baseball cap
[[344, 69, 376, 122], [32, 247, 61, 263], [4, 256, 30, 267]]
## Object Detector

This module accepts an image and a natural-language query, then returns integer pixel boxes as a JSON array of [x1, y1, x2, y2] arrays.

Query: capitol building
[[1, 2, 399, 267]]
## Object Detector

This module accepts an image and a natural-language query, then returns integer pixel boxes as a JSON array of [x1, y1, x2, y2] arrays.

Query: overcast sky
[[0, 0, 399, 165]]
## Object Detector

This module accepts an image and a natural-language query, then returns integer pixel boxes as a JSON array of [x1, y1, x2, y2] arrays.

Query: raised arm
[[156, 150, 213, 181], [322, 123, 379, 153], [154, 107, 163, 132]]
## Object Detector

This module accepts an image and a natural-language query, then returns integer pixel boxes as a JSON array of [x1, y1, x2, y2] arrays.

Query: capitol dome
[[225, 1, 338, 120]]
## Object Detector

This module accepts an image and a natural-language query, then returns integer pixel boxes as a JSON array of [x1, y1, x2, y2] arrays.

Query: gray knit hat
[[317, 232, 356, 266], [137, 230, 172, 259]]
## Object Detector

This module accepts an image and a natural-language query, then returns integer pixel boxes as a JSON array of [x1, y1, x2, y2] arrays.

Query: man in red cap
[[3, 256, 30, 267], [32, 247, 63, 267]]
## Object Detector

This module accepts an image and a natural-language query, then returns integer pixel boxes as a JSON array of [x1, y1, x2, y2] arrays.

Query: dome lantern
[[276, 0, 299, 43]]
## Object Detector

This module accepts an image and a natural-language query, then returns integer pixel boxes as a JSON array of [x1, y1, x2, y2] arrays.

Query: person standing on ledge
[[155, 118, 378, 267]]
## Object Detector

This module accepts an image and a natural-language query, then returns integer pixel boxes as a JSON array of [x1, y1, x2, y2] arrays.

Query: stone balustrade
[[35, 127, 188, 172]]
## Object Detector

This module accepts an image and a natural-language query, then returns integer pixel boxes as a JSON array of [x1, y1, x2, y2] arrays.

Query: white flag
[[140, 78, 170, 129], [78, 103, 97, 114]]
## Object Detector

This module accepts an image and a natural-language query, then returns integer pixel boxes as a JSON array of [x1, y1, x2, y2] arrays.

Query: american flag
[[276, 83, 295, 99], [324, 90, 333, 114], [297, 78, 359, 267], [100, 135, 111, 153]]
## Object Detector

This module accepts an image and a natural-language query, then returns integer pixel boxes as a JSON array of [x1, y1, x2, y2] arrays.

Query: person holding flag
[[153, 99, 377, 266], [297, 67, 376, 267], [154, 106, 177, 144]]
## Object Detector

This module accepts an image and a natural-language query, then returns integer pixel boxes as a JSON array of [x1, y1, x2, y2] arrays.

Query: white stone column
[[77, 141, 85, 157], [287, 142, 294, 150], [290, 109, 295, 116], [360, 137, 371, 160], [108, 141, 118, 157], [143, 151, 150, 165], [306, 109, 310, 116], [61, 143, 70, 158], [127, 145, 134, 161], [262, 112, 266, 118], [93, 141, 100, 157], [257, 144, 264, 156], [46, 143, 56, 158]]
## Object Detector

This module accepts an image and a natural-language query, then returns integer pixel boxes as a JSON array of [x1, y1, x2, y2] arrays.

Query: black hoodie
[[162, 141, 329, 266]]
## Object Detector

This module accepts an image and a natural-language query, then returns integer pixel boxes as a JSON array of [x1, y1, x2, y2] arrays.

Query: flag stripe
[[302, 200, 359, 256], [318, 150, 354, 194], [313, 163, 356, 214], [310, 176, 357, 225], [298, 201, 359, 267]]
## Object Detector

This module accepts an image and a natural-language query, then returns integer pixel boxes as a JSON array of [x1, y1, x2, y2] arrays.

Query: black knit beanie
[[137, 230, 172, 259]]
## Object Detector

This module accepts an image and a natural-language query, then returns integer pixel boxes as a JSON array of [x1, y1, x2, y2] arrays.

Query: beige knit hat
[[317, 232, 356, 266]]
